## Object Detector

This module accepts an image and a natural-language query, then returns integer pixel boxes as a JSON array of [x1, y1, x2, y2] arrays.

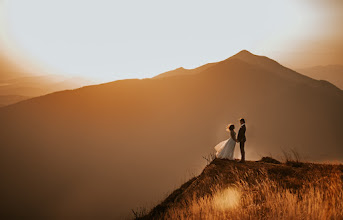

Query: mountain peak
[[225, 50, 257, 63], [231, 50, 255, 59], [237, 49, 253, 55]]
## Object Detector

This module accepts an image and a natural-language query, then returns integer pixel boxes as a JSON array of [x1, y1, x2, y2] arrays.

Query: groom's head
[[240, 118, 245, 125]]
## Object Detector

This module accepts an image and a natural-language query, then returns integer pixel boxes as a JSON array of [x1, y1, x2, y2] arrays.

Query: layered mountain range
[[0, 54, 93, 106]]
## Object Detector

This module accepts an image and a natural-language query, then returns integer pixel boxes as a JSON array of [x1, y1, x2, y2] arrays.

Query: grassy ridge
[[137, 158, 343, 219]]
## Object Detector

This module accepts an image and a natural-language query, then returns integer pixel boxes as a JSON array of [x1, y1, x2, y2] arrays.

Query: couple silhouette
[[214, 118, 246, 162]]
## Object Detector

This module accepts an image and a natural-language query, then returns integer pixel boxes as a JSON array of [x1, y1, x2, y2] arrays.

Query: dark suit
[[237, 124, 246, 161]]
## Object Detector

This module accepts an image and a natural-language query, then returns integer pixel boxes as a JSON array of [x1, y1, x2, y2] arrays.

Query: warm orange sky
[[284, 0, 343, 68], [0, 0, 342, 81]]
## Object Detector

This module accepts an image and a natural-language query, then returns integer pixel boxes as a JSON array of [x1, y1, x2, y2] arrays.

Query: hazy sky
[[0, 0, 342, 82]]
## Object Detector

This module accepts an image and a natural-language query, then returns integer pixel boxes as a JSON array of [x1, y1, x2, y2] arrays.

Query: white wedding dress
[[214, 133, 236, 160]]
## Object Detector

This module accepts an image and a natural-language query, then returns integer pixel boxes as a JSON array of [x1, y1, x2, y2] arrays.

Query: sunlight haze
[[1, 0, 342, 82]]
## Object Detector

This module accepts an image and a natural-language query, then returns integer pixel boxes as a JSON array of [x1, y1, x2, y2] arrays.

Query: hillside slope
[[297, 65, 343, 90], [0, 51, 342, 219], [140, 158, 343, 219]]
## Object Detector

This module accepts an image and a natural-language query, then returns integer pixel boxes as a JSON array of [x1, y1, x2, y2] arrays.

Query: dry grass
[[139, 158, 343, 220]]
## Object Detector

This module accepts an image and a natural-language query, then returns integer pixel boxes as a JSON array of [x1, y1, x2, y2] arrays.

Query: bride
[[214, 124, 237, 160]]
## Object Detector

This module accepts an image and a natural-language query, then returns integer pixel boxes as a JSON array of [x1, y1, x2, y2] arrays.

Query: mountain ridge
[[296, 65, 343, 90], [153, 50, 338, 90]]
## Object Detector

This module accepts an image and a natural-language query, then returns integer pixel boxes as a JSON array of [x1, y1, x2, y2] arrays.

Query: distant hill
[[139, 158, 343, 219], [0, 51, 342, 219], [296, 65, 343, 90], [0, 54, 94, 106], [0, 95, 31, 107], [0, 74, 94, 96], [0, 74, 94, 106]]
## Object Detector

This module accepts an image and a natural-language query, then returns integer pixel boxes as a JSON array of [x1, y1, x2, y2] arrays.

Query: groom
[[237, 118, 246, 162]]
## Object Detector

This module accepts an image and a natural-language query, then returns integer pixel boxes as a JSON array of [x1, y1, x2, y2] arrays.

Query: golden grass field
[[137, 157, 343, 220]]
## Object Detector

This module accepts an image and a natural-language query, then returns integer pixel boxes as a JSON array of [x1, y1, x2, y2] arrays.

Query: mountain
[[139, 158, 343, 219], [296, 65, 343, 90], [0, 75, 94, 106], [0, 50, 342, 219], [0, 53, 94, 107], [0, 53, 94, 106], [155, 50, 311, 84]]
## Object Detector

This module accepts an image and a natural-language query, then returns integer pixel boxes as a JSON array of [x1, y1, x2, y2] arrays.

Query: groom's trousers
[[240, 141, 245, 161]]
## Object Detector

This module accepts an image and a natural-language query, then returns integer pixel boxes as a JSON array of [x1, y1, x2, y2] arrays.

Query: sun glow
[[213, 187, 241, 210], [0, 0, 333, 82]]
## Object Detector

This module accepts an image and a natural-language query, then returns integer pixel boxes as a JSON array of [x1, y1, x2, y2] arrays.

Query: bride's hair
[[228, 124, 235, 131]]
